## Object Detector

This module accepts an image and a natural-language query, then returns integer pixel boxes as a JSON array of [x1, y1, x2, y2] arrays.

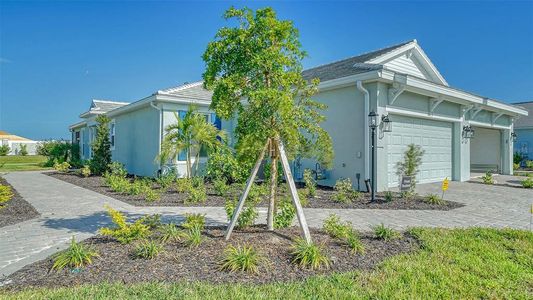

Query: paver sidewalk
[[1, 171, 532, 278]]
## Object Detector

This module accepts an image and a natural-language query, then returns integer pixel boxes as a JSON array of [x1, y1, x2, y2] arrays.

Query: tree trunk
[[186, 149, 192, 178], [267, 139, 278, 231]]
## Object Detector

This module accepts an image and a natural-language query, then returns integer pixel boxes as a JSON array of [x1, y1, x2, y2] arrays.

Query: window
[[110, 122, 115, 149]]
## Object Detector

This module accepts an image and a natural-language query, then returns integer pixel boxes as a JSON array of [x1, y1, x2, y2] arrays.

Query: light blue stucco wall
[[111, 106, 160, 177], [514, 128, 533, 160]]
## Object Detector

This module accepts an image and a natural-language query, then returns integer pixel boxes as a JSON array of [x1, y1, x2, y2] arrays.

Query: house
[[70, 85, 234, 177], [69, 40, 527, 192], [512, 101, 533, 162], [0, 131, 39, 155]]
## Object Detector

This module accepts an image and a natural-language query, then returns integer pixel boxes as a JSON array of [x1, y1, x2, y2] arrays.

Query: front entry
[[470, 127, 501, 173]]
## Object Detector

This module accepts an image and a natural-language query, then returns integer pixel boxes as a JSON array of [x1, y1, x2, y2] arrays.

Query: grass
[[2, 228, 532, 299], [219, 244, 261, 274], [51, 237, 99, 271], [0, 155, 50, 172]]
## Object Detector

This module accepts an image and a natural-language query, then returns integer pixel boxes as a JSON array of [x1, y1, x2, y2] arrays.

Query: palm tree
[[159, 105, 225, 178]]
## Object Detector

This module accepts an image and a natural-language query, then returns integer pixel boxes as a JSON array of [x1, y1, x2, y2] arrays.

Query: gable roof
[[80, 99, 129, 118], [302, 39, 447, 85], [157, 81, 213, 101], [513, 101, 533, 128], [0, 131, 33, 142]]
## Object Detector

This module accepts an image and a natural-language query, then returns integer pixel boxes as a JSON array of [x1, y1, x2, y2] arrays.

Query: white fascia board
[[106, 95, 157, 118], [316, 71, 382, 92], [386, 106, 463, 123], [69, 121, 87, 130], [155, 94, 211, 107], [412, 44, 448, 86], [486, 99, 528, 116], [469, 120, 511, 130]]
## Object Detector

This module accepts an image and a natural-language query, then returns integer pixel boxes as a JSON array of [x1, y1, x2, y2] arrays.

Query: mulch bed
[[1, 226, 418, 291], [47, 172, 463, 210], [0, 176, 40, 228]]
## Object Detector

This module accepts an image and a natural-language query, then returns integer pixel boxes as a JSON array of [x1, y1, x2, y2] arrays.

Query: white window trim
[[110, 120, 116, 150]]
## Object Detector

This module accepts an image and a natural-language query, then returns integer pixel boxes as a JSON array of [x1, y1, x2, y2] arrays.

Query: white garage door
[[387, 115, 452, 187]]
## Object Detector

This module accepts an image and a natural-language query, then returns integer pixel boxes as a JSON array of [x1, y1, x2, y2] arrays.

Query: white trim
[[470, 107, 483, 120], [388, 83, 406, 105], [110, 120, 116, 151], [469, 120, 511, 130], [386, 106, 463, 123], [492, 112, 503, 125], [317, 71, 382, 92], [429, 97, 444, 115]]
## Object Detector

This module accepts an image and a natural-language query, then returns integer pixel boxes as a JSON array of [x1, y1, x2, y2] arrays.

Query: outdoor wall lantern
[[511, 132, 517, 142], [462, 125, 475, 139], [381, 114, 392, 132], [368, 111, 378, 202]]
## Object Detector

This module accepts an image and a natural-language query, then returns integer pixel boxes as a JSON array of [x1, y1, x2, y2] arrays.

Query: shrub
[[205, 145, 246, 184], [213, 177, 229, 196], [0, 184, 14, 205], [54, 161, 70, 172], [521, 176, 533, 189], [104, 174, 130, 194], [0, 145, 10, 156], [526, 160, 533, 169], [51, 237, 99, 271], [333, 178, 360, 203], [220, 244, 261, 273], [185, 177, 207, 203], [513, 163, 520, 170], [303, 169, 316, 197], [108, 162, 127, 177], [38, 141, 78, 166], [128, 179, 148, 196], [156, 173, 175, 191], [183, 226, 203, 247], [514, 152, 524, 164], [80, 165, 91, 178], [346, 230, 365, 254], [140, 214, 162, 229], [225, 196, 258, 229], [175, 178, 192, 193], [19, 144, 28, 156], [290, 238, 329, 270], [274, 197, 296, 229], [384, 191, 394, 202], [182, 213, 206, 230], [134, 240, 163, 259], [481, 172, 494, 185], [298, 189, 309, 207], [323, 214, 352, 239], [424, 193, 444, 205], [89, 115, 112, 175], [373, 223, 400, 240], [99, 206, 150, 244], [400, 190, 416, 200], [160, 223, 184, 243], [143, 188, 161, 202]]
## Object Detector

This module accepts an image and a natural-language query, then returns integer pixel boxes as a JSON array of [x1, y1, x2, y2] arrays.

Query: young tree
[[19, 144, 28, 156], [159, 105, 224, 178], [203, 7, 333, 238], [90, 115, 112, 175], [396, 144, 425, 192]]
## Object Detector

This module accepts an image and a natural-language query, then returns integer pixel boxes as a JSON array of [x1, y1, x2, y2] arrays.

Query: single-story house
[[69, 39, 527, 191], [0, 130, 39, 155], [512, 101, 533, 162]]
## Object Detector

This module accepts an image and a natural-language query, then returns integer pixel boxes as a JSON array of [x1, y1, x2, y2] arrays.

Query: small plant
[[481, 171, 494, 185], [373, 223, 400, 240], [175, 178, 192, 193], [80, 165, 91, 177], [160, 223, 184, 243], [424, 193, 444, 205], [0, 184, 14, 205], [333, 178, 360, 203], [513, 163, 520, 171], [19, 144, 28, 156], [526, 160, 533, 169], [51, 237, 99, 271], [225, 196, 258, 229], [220, 244, 261, 273], [290, 238, 329, 270], [99, 205, 150, 244], [521, 176, 533, 189], [183, 226, 204, 247], [323, 214, 352, 239], [400, 190, 415, 200], [185, 177, 207, 203], [104, 174, 130, 194], [346, 230, 365, 254], [134, 240, 163, 259], [54, 161, 70, 172], [143, 187, 161, 202], [156, 173, 175, 191], [108, 161, 128, 177], [140, 214, 162, 229], [213, 177, 229, 196], [384, 191, 394, 202], [396, 144, 425, 192], [0, 145, 10, 156], [298, 189, 309, 207], [303, 169, 316, 197], [182, 213, 206, 230], [274, 197, 296, 229], [128, 179, 147, 196]]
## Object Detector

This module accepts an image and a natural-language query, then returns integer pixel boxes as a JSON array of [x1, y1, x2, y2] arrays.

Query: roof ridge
[[304, 39, 416, 72], [92, 99, 130, 104], [158, 80, 204, 94]]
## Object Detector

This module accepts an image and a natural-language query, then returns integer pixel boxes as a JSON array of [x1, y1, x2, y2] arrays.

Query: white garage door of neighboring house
[[387, 115, 452, 187]]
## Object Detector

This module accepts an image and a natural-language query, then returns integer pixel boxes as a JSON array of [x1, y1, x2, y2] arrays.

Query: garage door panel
[[388, 115, 452, 187]]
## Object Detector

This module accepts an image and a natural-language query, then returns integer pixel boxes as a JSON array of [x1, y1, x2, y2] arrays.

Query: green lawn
[[0, 155, 50, 172], [2, 227, 532, 299]]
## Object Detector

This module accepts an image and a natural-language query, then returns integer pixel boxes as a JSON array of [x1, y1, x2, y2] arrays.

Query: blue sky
[[1, 1, 532, 140]]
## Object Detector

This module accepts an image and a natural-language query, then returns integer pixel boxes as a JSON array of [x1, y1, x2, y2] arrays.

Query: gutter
[[150, 101, 163, 172], [356, 81, 370, 181]]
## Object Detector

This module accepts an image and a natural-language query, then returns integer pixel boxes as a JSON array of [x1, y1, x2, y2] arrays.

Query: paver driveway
[[1, 171, 532, 278]]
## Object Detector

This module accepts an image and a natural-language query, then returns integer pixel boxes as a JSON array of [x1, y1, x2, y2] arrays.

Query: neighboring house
[[70, 85, 233, 177], [69, 39, 527, 191], [0, 130, 39, 155], [512, 101, 533, 162]]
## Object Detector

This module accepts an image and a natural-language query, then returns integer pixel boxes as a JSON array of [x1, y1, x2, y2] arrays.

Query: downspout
[[150, 101, 163, 173], [356, 81, 370, 182]]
